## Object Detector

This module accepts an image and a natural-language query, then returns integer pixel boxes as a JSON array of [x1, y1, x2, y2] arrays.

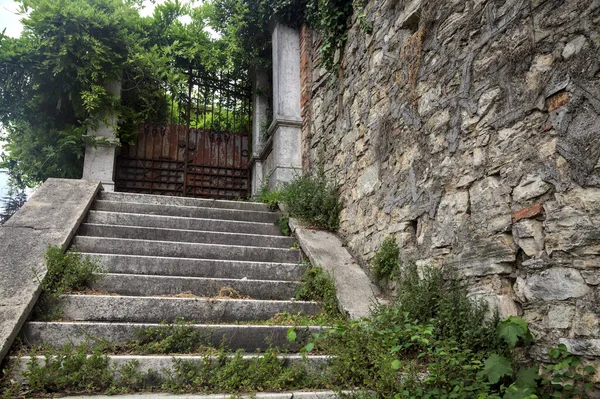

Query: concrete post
[[268, 23, 302, 190], [250, 67, 270, 197], [82, 81, 120, 191]]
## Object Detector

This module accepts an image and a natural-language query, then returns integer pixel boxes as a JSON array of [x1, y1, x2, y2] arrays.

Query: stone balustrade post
[[81, 80, 120, 191]]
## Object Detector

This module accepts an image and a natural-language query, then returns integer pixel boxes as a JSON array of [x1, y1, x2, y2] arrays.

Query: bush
[[395, 263, 504, 354], [371, 236, 400, 280], [280, 170, 341, 231]]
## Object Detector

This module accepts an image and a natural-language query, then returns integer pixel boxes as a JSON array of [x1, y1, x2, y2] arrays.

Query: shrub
[[371, 236, 400, 280], [280, 170, 341, 231], [396, 263, 504, 354]]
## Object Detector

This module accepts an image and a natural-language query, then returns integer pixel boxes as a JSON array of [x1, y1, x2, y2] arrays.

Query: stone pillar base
[[268, 118, 302, 189], [251, 159, 265, 197], [82, 144, 116, 192]]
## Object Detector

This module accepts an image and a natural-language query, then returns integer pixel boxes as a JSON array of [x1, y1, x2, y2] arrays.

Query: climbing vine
[[211, 0, 356, 72]]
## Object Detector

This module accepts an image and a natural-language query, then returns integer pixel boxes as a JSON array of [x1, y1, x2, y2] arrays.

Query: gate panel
[[115, 72, 251, 200]]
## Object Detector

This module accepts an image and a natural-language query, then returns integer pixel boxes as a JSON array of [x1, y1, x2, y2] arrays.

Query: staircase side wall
[[0, 179, 100, 363], [301, 0, 600, 360]]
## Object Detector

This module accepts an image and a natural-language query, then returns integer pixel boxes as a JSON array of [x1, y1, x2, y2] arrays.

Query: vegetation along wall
[[300, 0, 600, 360]]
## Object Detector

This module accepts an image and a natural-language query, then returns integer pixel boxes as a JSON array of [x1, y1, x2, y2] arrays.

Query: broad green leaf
[[483, 354, 513, 384], [391, 359, 401, 370], [286, 327, 296, 342], [514, 366, 540, 389], [498, 316, 532, 348]]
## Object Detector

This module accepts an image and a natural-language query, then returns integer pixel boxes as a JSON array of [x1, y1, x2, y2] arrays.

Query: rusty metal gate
[[115, 72, 251, 199]]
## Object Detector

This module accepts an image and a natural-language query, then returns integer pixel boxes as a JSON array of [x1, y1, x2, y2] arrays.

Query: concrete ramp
[[0, 178, 100, 363]]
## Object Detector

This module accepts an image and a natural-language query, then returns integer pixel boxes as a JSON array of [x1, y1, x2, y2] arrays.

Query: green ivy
[[211, 0, 356, 73]]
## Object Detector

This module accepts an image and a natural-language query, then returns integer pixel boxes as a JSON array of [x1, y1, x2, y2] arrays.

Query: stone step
[[23, 321, 323, 352], [72, 236, 302, 264], [86, 210, 282, 236], [84, 253, 307, 282], [93, 200, 278, 224], [58, 295, 321, 323], [90, 273, 299, 300], [9, 354, 330, 384], [100, 191, 270, 212], [78, 224, 296, 249]]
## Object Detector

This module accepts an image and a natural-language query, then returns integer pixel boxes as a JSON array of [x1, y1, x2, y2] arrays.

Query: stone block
[[513, 219, 545, 257], [512, 203, 544, 223], [546, 91, 569, 112], [469, 177, 512, 234], [521, 268, 590, 301], [453, 234, 516, 277], [512, 174, 552, 204], [547, 304, 575, 329], [562, 35, 588, 59]]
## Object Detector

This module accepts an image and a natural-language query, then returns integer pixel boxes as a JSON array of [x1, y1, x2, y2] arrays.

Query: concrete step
[[84, 254, 307, 282], [101, 191, 270, 212], [58, 295, 321, 323], [78, 224, 296, 249], [73, 236, 302, 264], [23, 321, 323, 352], [93, 200, 278, 224], [90, 273, 299, 300], [9, 354, 330, 383], [86, 210, 282, 236]]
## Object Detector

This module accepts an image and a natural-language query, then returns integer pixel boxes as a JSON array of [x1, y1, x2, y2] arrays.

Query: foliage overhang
[[0, 0, 233, 188]]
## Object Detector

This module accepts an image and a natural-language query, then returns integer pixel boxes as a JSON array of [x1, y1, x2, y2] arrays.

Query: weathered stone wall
[[302, 0, 600, 359]]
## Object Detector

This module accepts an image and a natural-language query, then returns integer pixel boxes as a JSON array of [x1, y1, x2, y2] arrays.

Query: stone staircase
[[12, 191, 334, 394]]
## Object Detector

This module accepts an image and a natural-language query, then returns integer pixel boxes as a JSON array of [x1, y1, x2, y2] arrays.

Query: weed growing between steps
[[277, 215, 291, 236], [0, 343, 331, 397], [257, 181, 282, 211], [33, 246, 105, 321], [161, 348, 330, 394], [295, 266, 342, 321], [109, 318, 217, 355]]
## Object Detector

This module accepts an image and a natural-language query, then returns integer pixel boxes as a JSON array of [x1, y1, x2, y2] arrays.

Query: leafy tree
[[0, 0, 233, 188]]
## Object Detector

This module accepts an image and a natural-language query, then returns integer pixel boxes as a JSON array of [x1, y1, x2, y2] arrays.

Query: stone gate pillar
[[250, 67, 270, 196], [82, 81, 120, 191], [268, 22, 302, 189]]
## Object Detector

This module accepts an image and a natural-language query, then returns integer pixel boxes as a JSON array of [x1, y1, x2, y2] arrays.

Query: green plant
[[33, 246, 105, 320], [0, 189, 27, 224], [277, 216, 291, 236], [371, 236, 400, 280], [161, 347, 328, 394], [295, 266, 342, 321], [212, 0, 357, 74], [24, 343, 114, 394], [539, 344, 596, 398], [256, 180, 282, 211], [127, 317, 215, 355], [395, 264, 504, 355], [280, 169, 341, 231]]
